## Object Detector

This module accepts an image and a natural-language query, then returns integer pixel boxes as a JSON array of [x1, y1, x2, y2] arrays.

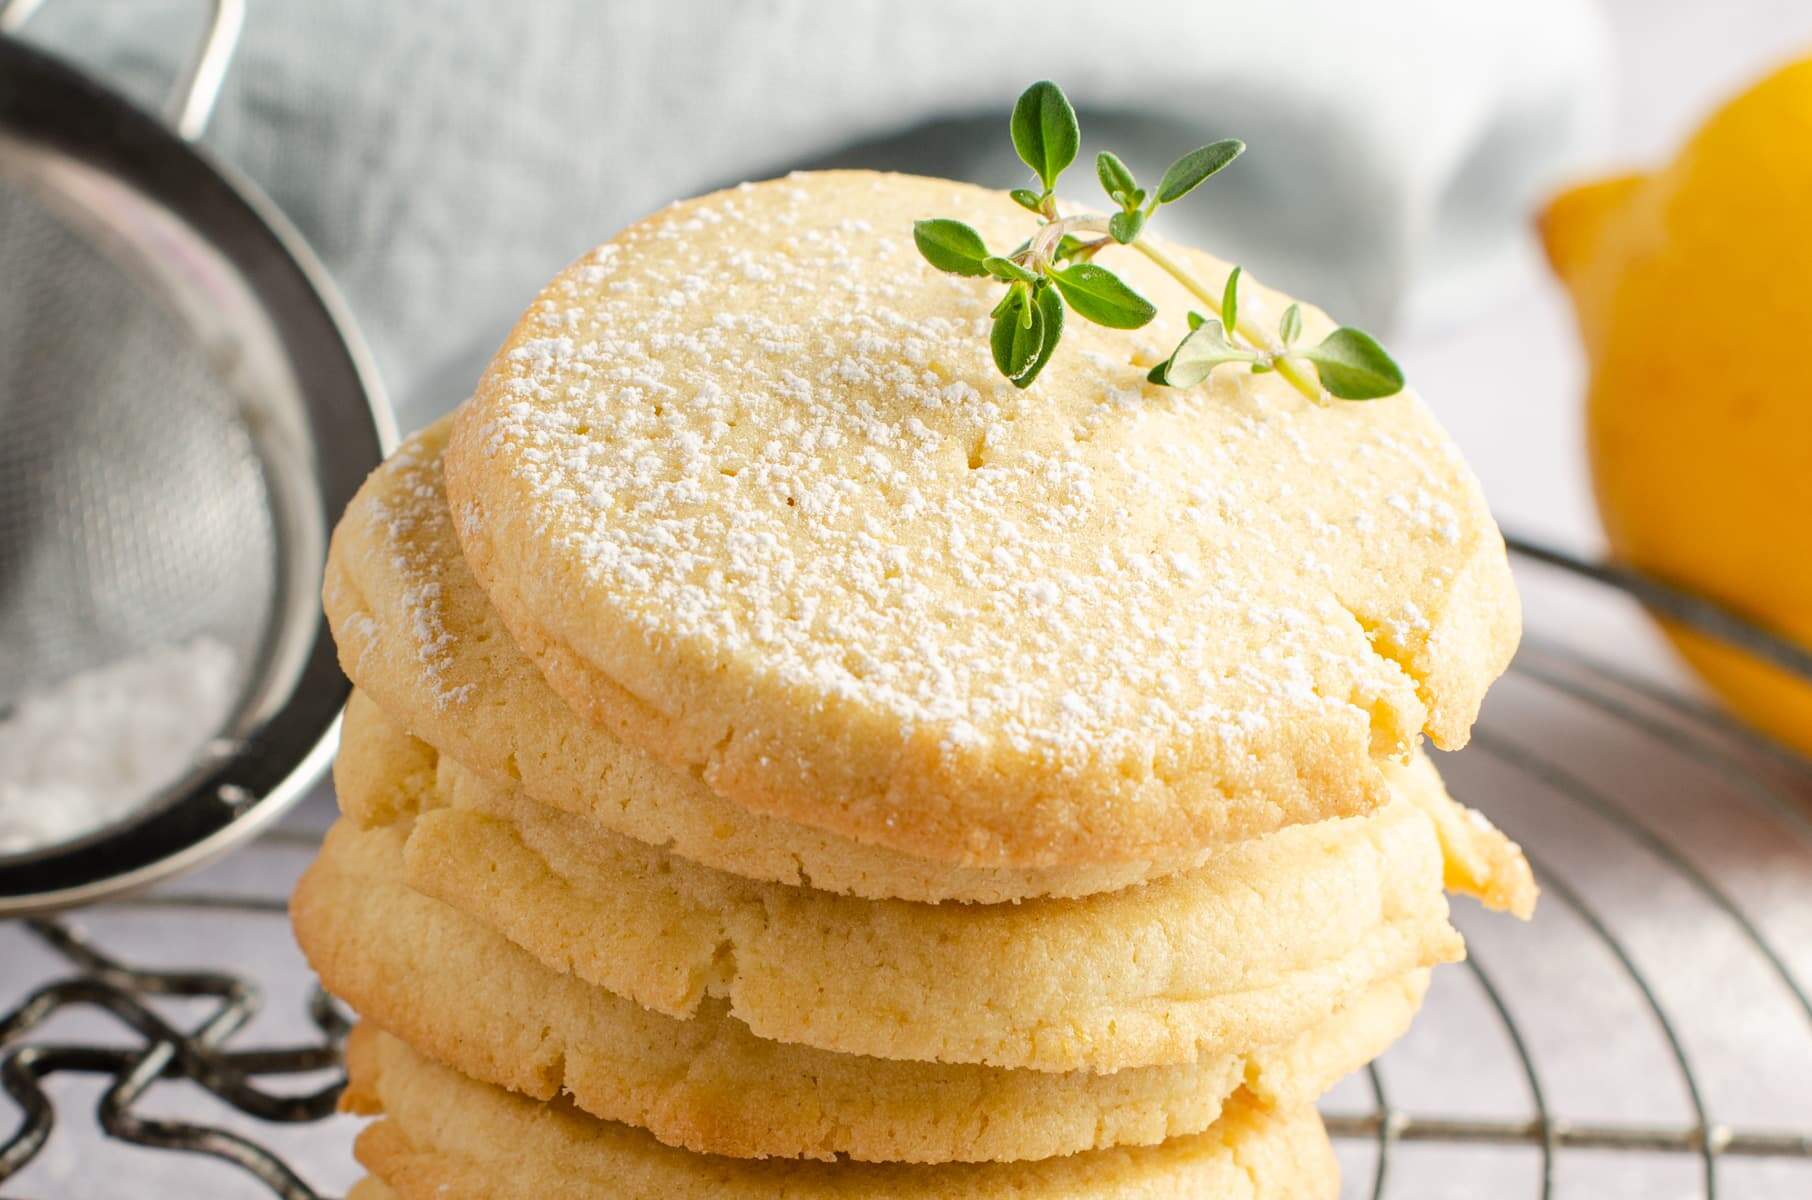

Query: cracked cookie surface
[[344, 1027, 1339, 1196], [298, 820, 1414, 1164], [333, 690, 1481, 1074]]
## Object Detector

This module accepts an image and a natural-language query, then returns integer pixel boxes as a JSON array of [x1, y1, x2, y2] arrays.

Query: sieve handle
[[0, 0, 244, 142]]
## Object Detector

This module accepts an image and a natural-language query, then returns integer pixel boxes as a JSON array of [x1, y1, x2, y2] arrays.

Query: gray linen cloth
[[16, 0, 1607, 424]]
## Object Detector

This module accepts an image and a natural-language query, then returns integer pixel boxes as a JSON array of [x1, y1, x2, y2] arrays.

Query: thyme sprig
[[912, 80, 1404, 400]]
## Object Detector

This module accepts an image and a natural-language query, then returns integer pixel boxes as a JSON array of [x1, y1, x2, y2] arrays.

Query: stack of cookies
[[295, 171, 1536, 1199]]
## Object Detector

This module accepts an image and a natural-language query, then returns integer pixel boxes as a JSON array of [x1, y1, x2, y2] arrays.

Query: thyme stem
[[912, 79, 1402, 399], [1130, 238, 1322, 401], [1020, 212, 1111, 270]]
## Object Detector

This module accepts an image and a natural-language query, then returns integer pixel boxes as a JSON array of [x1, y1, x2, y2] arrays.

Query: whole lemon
[[1542, 57, 1812, 757]]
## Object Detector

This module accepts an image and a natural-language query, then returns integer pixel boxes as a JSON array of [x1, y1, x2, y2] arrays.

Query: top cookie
[[445, 170, 1518, 868]]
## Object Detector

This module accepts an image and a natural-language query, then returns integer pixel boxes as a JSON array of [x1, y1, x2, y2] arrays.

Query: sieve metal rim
[[0, 2, 394, 915]]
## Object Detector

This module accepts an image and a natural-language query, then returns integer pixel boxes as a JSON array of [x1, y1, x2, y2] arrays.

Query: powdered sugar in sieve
[[0, 638, 241, 854]]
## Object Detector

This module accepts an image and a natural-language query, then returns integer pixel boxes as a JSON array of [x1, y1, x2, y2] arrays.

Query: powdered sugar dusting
[[364, 440, 475, 710], [0, 638, 238, 854], [461, 172, 1502, 769]]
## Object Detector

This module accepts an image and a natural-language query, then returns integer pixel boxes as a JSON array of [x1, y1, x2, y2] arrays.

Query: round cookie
[[443, 169, 1519, 869], [337, 691, 1463, 1073], [349, 1029, 1339, 1199], [325, 420, 1214, 902], [334, 681, 1533, 927], [294, 819, 1422, 1164]]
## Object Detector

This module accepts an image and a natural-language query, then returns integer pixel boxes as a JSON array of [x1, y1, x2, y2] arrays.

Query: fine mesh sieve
[[0, 0, 391, 913], [0, 168, 275, 698]]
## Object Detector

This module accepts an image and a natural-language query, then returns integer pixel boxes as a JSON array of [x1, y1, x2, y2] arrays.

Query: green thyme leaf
[[912, 219, 991, 277], [983, 255, 1039, 284], [1108, 210, 1145, 244], [1279, 303, 1302, 346], [1019, 284, 1065, 388], [1154, 139, 1245, 205], [1011, 80, 1080, 193], [1096, 151, 1137, 207], [1299, 327, 1405, 399], [909, 83, 1405, 404], [991, 287, 1047, 384], [1049, 262, 1156, 329], [1164, 319, 1260, 387]]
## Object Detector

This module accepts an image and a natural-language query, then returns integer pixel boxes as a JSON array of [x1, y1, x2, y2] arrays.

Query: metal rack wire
[[0, 907, 347, 1199], [1322, 542, 1812, 1198], [2, 538, 1811, 1199]]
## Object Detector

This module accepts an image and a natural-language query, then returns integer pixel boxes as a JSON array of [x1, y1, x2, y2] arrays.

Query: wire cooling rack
[[2, 537, 1811, 1199], [0, 904, 346, 1198]]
